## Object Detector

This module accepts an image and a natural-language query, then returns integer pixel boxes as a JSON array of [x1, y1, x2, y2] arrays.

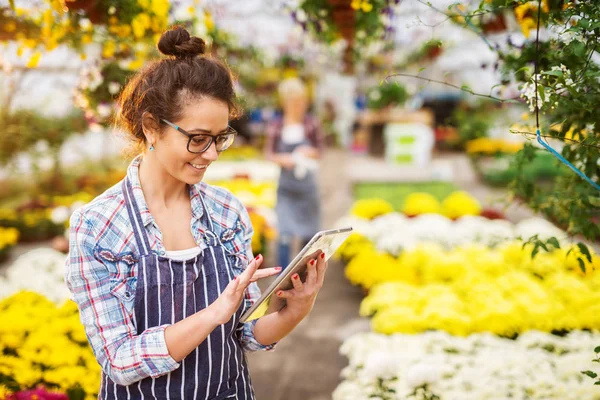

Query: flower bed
[[351, 191, 489, 220], [333, 330, 600, 400], [0, 249, 70, 304], [0, 292, 100, 399], [337, 213, 566, 255], [354, 242, 599, 336]]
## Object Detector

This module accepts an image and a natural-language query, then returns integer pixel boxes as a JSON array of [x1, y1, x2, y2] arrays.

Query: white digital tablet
[[240, 227, 353, 323]]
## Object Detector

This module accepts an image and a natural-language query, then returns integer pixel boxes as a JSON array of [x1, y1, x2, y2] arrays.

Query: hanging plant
[[73, 61, 134, 126]]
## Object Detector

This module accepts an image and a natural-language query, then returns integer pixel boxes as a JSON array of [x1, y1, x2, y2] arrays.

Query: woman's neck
[[138, 155, 189, 209]]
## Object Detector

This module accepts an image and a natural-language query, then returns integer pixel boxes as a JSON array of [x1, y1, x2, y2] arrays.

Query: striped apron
[[99, 179, 254, 399]]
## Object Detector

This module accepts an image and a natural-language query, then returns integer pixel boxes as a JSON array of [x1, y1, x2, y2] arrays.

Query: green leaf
[[461, 84, 472, 92], [582, 371, 597, 379], [547, 237, 560, 250], [532, 246, 540, 259], [588, 196, 600, 207], [537, 85, 546, 103], [594, 346, 600, 353], [595, 381, 600, 385], [418, 67, 426, 73], [578, 258, 586, 274], [542, 70, 563, 77], [577, 243, 593, 263]]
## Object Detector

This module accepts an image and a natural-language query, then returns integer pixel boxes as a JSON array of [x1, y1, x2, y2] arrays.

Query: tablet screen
[[240, 227, 352, 323]]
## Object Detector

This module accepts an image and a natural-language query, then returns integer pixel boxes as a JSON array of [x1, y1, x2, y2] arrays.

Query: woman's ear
[[141, 111, 161, 145]]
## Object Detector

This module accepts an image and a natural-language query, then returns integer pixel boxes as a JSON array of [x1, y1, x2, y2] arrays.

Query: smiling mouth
[[189, 162, 209, 171]]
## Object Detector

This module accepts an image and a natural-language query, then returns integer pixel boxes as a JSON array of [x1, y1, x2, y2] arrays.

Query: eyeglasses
[[161, 119, 237, 154]]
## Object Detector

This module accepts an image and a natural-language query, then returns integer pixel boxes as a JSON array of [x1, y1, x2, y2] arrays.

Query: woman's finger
[[305, 258, 318, 286], [276, 289, 293, 299], [237, 255, 262, 290], [225, 275, 240, 294], [250, 267, 282, 282], [316, 252, 327, 284], [290, 272, 304, 291]]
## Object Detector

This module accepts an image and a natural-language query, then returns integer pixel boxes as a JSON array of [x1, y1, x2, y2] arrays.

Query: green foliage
[[446, 101, 496, 148], [367, 81, 409, 110], [0, 110, 87, 167], [481, 151, 568, 186]]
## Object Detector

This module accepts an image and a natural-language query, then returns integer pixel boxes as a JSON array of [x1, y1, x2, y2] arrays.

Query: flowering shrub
[[0, 249, 70, 304], [0, 292, 100, 399], [333, 330, 600, 400], [401, 193, 441, 216], [350, 198, 394, 220], [441, 191, 481, 219], [356, 242, 600, 336]]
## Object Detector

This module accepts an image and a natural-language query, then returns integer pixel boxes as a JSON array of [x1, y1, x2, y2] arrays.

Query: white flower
[[405, 362, 442, 390], [108, 82, 121, 95], [50, 206, 71, 225], [369, 89, 382, 101], [97, 103, 113, 118]]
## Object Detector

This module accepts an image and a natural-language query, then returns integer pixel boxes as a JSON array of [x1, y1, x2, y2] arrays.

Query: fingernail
[[293, 274, 299, 279], [310, 260, 316, 266], [234, 276, 238, 281], [277, 291, 283, 296], [255, 255, 261, 260], [320, 253, 325, 259], [275, 267, 282, 271]]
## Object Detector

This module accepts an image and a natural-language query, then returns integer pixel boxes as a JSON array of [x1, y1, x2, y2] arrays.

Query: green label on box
[[396, 136, 416, 145]]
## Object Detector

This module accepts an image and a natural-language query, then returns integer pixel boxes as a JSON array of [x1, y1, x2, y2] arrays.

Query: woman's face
[[153, 96, 230, 185]]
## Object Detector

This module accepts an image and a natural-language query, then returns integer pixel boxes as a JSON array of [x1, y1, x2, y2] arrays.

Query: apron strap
[[122, 179, 152, 256]]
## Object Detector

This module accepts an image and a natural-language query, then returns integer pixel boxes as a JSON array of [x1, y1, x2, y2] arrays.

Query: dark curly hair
[[115, 26, 240, 154]]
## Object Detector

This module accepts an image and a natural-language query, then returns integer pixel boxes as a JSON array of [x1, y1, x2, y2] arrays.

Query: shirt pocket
[[109, 276, 137, 317]]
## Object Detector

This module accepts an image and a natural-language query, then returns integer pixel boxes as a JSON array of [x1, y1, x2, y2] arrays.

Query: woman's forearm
[[164, 306, 220, 362], [252, 308, 306, 345]]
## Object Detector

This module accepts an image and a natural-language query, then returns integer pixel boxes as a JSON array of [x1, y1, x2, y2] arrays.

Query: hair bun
[[158, 26, 206, 58]]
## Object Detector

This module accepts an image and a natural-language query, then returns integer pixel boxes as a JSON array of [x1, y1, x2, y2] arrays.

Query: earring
[[149, 144, 155, 151]]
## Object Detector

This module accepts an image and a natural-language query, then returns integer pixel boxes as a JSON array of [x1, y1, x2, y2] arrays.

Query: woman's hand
[[276, 252, 328, 320], [209, 255, 280, 325]]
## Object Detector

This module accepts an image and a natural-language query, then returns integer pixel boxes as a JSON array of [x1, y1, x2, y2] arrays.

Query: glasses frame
[[161, 119, 237, 154]]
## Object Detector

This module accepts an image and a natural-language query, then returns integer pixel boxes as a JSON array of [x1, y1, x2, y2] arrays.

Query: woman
[[66, 27, 328, 400], [264, 78, 325, 267]]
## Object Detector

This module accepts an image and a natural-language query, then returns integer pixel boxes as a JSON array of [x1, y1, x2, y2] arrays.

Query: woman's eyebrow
[[187, 127, 229, 134]]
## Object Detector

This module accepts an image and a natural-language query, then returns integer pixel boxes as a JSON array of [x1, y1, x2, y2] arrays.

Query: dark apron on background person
[[99, 178, 254, 400], [275, 136, 321, 239]]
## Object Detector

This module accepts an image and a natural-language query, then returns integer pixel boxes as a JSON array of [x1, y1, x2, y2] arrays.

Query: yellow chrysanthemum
[[351, 199, 394, 220], [402, 192, 441, 216], [441, 191, 481, 219]]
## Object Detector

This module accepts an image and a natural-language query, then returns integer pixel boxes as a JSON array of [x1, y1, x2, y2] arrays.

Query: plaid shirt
[[65, 156, 274, 386]]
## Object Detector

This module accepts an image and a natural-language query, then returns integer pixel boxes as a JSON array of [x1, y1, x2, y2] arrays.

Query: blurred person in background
[[66, 27, 330, 400], [264, 78, 325, 268]]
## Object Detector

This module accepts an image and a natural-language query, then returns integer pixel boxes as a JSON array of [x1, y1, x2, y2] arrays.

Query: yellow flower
[[0, 384, 12, 399], [132, 13, 151, 38], [402, 192, 441, 215], [441, 191, 481, 219], [351, 0, 361, 10], [102, 40, 116, 58], [351, 199, 394, 220], [361, 1, 373, 12], [204, 11, 215, 32], [26, 52, 41, 68]]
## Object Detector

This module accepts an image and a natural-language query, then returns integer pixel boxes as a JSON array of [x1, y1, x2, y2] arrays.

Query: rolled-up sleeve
[[236, 208, 277, 352], [65, 210, 180, 386]]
